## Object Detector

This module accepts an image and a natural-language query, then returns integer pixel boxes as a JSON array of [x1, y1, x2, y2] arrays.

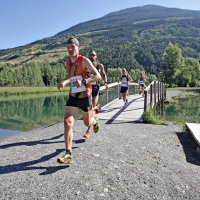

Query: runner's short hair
[[67, 37, 79, 46]]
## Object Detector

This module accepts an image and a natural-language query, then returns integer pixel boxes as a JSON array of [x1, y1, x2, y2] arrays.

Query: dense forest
[[0, 5, 200, 87]]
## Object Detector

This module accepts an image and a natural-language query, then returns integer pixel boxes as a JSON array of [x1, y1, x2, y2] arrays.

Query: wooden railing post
[[158, 82, 160, 102], [144, 90, 147, 112], [154, 81, 156, 106], [118, 83, 120, 99], [150, 84, 153, 108], [106, 88, 109, 104], [162, 82, 164, 99]]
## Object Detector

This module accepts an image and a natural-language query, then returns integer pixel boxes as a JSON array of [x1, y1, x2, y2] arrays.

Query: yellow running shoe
[[57, 151, 73, 164], [93, 117, 99, 133]]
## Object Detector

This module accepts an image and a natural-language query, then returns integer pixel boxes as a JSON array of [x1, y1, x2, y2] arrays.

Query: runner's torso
[[121, 74, 128, 87], [139, 77, 145, 85], [66, 55, 92, 98]]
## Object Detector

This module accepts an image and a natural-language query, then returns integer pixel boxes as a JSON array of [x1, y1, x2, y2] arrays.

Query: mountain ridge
[[0, 5, 200, 77]]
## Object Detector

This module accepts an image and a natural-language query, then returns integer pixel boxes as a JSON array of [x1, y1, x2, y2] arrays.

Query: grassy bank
[[0, 86, 70, 96]]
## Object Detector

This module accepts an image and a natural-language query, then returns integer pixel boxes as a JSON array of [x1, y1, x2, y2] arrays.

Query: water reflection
[[0, 95, 68, 136], [163, 96, 200, 124], [0, 88, 114, 140]]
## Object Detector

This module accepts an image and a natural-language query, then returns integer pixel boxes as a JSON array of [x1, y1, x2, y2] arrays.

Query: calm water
[[163, 95, 200, 124], [0, 91, 199, 140], [0, 94, 68, 140], [0, 90, 111, 140]]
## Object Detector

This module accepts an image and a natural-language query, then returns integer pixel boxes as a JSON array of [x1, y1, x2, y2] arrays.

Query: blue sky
[[1, 0, 200, 50]]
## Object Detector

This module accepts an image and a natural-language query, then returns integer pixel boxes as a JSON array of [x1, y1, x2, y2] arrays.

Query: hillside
[[1, 5, 200, 76]]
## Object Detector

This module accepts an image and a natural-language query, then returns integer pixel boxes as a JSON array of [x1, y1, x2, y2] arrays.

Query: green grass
[[0, 86, 70, 97], [143, 108, 168, 125]]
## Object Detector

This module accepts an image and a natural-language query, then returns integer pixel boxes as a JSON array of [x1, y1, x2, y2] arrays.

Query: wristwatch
[[82, 79, 87, 86]]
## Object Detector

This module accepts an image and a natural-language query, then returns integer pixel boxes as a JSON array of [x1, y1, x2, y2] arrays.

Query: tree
[[161, 42, 185, 87], [185, 58, 200, 87], [107, 68, 121, 83]]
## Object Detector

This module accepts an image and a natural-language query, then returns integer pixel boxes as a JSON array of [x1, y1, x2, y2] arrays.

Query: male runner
[[83, 50, 108, 139], [56, 37, 101, 164]]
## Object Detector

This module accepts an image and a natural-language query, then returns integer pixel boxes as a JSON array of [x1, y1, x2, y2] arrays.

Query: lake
[[0, 91, 199, 140], [0, 94, 67, 140], [0, 89, 112, 140], [163, 95, 200, 124]]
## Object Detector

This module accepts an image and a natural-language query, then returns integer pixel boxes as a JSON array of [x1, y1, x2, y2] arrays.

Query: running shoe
[[95, 104, 101, 114], [57, 151, 73, 164], [93, 117, 99, 133], [124, 100, 128, 107]]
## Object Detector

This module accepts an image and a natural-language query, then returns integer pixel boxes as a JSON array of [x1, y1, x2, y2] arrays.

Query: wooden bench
[[186, 123, 200, 153]]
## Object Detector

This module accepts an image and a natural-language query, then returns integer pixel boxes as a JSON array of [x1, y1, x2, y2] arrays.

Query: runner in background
[[83, 50, 108, 139], [118, 68, 133, 107], [138, 72, 146, 97]]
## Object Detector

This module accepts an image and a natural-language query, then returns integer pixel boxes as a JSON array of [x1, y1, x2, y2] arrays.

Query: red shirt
[[66, 55, 92, 98]]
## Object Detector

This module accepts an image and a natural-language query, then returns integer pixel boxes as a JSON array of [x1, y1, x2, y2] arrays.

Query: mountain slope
[[1, 5, 200, 76]]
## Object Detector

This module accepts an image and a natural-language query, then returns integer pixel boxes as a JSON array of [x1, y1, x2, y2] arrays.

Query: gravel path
[[1, 119, 200, 199]]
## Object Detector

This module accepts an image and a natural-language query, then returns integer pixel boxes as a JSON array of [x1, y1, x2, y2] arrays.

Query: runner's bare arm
[[57, 78, 70, 90], [99, 64, 107, 83], [82, 58, 101, 84], [118, 76, 121, 83], [128, 75, 133, 82]]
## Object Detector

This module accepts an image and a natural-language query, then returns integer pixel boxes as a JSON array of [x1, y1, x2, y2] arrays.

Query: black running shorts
[[120, 86, 128, 93], [66, 95, 92, 112], [92, 85, 100, 97]]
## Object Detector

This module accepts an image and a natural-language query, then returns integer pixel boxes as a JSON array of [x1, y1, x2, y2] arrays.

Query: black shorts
[[120, 86, 128, 93], [92, 85, 100, 97], [140, 84, 144, 87], [66, 95, 92, 112]]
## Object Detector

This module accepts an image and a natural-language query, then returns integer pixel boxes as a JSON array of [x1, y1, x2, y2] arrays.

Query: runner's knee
[[64, 116, 74, 128]]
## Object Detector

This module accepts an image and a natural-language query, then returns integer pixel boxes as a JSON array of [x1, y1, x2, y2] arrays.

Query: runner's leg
[[57, 106, 78, 164], [63, 106, 78, 150]]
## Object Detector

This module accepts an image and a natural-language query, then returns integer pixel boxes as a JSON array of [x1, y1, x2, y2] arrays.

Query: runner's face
[[89, 51, 97, 62], [67, 44, 79, 57]]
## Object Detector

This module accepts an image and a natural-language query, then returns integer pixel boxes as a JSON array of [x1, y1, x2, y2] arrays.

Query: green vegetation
[[164, 97, 178, 104], [0, 5, 200, 84], [0, 62, 67, 87], [143, 108, 168, 125], [0, 86, 70, 97], [161, 42, 200, 87]]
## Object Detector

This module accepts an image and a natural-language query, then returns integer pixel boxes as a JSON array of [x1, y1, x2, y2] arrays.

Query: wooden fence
[[144, 81, 166, 112], [99, 81, 166, 112], [99, 82, 139, 106]]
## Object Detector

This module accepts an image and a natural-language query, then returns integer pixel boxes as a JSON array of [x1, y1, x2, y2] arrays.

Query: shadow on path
[[177, 131, 200, 166], [0, 147, 80, 175], [0, 134, 64, 149], [106, 97, 142, 124]]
